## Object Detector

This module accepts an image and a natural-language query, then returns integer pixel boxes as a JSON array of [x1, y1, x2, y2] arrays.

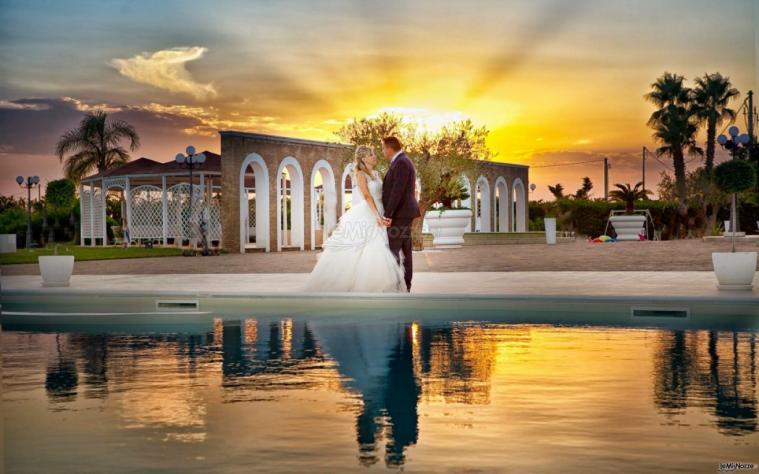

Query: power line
[[529, 158, 605, 169]]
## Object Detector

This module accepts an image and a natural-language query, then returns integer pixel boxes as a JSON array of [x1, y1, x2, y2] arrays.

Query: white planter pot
[[38, 255, 75, 287], [0, 234, 16, 253], [544, 218, 557, 245], [424, 209, 473, 247], [609, 215, 646, 241], [712, 252, 757, 291]]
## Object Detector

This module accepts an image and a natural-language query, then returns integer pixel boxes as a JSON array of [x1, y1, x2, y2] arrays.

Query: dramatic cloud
[[110, 47, 217, 101], [0, 99, 50, 111]]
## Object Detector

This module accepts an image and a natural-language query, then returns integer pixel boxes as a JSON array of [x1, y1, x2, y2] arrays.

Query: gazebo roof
[[83, 151, 221, 181]]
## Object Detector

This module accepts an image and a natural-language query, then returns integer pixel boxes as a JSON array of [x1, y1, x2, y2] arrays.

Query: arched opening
[[459, 176, 472, 232], [512, 178, 526, 232], [239, 153, 270, 253], [341, 164, 353, 215], [475, 176, 491, 232], [277, 156, 304, 251], [494, 177, 509, 232], [101, 181, 127, 245], [310, 160, 337, 250]]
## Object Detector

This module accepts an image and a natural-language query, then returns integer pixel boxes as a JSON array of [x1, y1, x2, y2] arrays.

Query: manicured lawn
[[0, 245, 184, 265]]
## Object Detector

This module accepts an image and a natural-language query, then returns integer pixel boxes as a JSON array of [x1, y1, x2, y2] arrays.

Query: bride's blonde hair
[[353, 145, 374, 177]]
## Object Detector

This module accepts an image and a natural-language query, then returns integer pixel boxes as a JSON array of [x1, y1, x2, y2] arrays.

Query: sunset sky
[[1, 0, 757, 199]]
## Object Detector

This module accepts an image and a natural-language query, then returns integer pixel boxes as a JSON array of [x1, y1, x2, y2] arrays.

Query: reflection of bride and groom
[[218, 319, 423, 467]]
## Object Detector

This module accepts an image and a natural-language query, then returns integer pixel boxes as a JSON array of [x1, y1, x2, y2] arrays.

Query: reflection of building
[[79, 132, 529, 251], [417, 323, 498, 405], [654, 330, 758, 435]]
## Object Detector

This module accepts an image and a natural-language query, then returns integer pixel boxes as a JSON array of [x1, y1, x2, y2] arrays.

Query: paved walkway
[[3, 272, 757, 299], [2, 240, 758, 276]]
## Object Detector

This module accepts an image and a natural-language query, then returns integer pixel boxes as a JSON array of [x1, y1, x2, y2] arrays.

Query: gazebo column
[[88, 182, 95, 247], [161, 176, 168, 245], [101, 179, 108, 246], [124, 177, 132, 247], [79, 182, 85, 246]]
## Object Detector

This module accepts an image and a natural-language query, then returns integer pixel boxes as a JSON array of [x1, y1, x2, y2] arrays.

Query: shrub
[[713, 160, 757, 194]]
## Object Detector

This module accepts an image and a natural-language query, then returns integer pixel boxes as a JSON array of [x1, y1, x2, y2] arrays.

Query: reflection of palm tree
[[653, 330, 757, 435], [46, 334, 79, 401], [653, 331, 692, 412], [73, 334, 109, 398], [707, 332, 757, 435]]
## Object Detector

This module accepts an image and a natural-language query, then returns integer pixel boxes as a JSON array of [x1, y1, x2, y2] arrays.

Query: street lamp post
[[175, 146, 209, 255], [16, 175, 40, 249], [717, 126, 751, 236]]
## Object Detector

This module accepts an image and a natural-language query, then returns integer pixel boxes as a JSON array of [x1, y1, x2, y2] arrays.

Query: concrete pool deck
[[3, 272, 757, 329], [2, 271, 757, 299]]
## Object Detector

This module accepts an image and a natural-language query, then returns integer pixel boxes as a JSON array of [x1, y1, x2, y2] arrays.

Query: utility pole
[[748, 90, 755, 142], [603, 157, 609, 200], [642, 147, 646, 193]]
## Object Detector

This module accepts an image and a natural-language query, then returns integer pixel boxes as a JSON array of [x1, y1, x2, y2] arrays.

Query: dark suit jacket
[[382, 152, 421, 224]]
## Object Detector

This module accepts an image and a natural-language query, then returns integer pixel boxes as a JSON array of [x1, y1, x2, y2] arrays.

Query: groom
[[380, 137, 421, 292]]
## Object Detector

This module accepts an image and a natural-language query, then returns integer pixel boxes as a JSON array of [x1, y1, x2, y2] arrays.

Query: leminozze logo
[[719, 462, 757, 472]]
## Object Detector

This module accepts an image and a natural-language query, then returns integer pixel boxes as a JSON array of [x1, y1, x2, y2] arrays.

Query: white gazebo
[[79, 151, 223, 247]]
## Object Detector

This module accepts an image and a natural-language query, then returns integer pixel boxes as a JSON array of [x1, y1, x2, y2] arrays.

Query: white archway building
[[239, 153, 269, 252], [311, 160, 337, 249], [81, 132, 530, 253], [494, 177, 509, 232], [512, 178, 527, 232], [474, 176, 491, 232], [276, 156, 305, 251]]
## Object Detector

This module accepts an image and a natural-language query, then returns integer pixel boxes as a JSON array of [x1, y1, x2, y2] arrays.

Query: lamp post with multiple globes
[[175, 146, 210, 255], [16, 175, 40, 249]]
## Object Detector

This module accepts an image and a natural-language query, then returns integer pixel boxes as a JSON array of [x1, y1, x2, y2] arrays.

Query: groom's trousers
[[388, 219, 413, 291]]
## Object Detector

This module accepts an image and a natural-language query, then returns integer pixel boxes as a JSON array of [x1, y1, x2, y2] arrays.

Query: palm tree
[[55, 111, 140, 182], [646, 72, 702, 204], [692, 73, 739, 174], [548, 183, 564, 200], [609, 182, 651, 213], [573, 177, 593, 200]]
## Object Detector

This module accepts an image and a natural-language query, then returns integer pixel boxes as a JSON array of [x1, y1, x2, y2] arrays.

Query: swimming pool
[[2, 314, 758, 473]]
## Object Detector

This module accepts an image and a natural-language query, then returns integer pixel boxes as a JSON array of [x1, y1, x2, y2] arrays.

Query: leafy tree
[[692, 73, 739, 174], [55, 111, 140, 182], [609, 182, 651, 213], [45, 179, 77, 243], [0, 195, 23, 213], [46, 179, 76, 213], [713, 159, 757, 251], [337, 113, 486, 249]]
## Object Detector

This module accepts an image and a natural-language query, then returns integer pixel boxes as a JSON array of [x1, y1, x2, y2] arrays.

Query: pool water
[[2, 318, 758, 473]]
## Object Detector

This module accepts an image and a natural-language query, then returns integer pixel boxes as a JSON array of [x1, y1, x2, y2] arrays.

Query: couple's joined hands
[[376, 216, 392, 227]]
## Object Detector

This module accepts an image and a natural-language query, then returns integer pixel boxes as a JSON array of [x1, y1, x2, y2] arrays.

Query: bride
[[303, 145, 404, 292]]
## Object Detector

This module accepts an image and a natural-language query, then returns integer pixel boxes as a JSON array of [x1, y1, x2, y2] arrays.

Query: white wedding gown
[[303, 171, 404, 292]]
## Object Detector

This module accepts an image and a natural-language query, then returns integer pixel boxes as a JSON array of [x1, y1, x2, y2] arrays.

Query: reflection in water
[[5, 321, 755, 471], [654, 331, 757, 435], [45, 335, 78, 402]]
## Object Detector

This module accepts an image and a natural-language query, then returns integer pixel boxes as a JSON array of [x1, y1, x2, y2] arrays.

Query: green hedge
[[530, 198, 759, 239], [530, 199, 682, 239]]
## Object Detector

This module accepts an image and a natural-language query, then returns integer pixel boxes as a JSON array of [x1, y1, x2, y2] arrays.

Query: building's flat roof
[[220, 130, 351, 149], [221, 131, 528, 168]]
